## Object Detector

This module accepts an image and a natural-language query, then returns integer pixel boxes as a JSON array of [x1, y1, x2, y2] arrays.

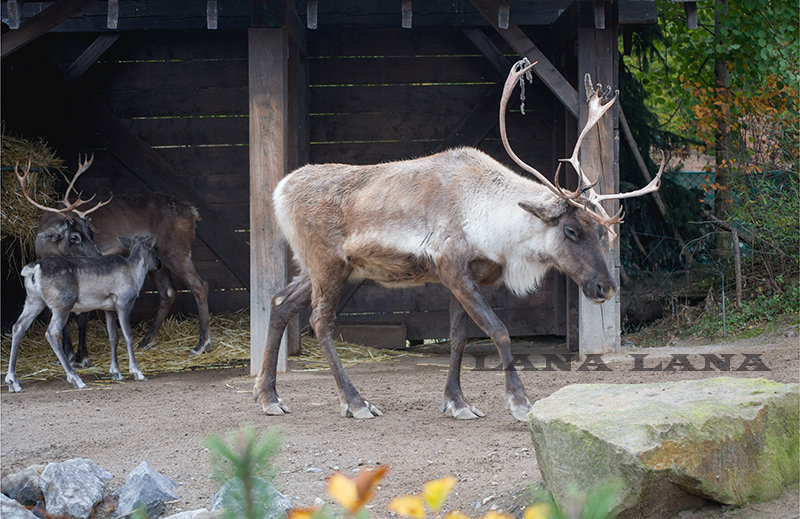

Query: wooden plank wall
[[2, 26, 568, 340], [15, 31, 251, 319], [302, 26, 567, 339]]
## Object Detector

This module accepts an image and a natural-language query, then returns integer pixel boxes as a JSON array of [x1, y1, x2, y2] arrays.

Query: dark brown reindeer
[[5, 234, 161, 392], [18, 156, 211, 366], [253, 60, 663, 421]]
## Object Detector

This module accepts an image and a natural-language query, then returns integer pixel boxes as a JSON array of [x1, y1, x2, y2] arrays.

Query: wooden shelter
[[1, 0, 658, 370]]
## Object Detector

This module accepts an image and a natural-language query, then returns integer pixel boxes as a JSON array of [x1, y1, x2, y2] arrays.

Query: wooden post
[[577, 2, 620, 356], [249, 27, 290, 374]]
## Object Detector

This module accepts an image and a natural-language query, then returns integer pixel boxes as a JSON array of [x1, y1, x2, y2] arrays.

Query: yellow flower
[[328, 473, 359, 512], [523, 502, 555, 519], [422, 476, 457, 511], [389, 494, 426, 518], [444, 511, 472, 519]]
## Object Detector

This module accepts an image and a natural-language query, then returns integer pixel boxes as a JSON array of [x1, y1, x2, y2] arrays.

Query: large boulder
[[528, 377, 799, 518]]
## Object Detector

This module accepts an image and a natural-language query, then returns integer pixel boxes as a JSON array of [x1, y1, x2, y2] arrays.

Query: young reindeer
[[253, 59, 664, 421], [5, 234, 160, 392], [18, 156, 211, 366]]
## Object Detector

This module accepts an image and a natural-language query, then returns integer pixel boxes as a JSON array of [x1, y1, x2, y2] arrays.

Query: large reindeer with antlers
[[252, 59, 663, 422], [17, 156, 211, 366]]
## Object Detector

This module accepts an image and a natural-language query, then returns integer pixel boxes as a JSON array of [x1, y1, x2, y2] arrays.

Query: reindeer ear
[[518, 199, 567, 223], [117, 235, 133, 250]]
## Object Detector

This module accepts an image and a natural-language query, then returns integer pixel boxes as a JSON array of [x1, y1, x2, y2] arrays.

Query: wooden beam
[[307, 0, 318, 29], [107, 0, 118, 29], [593, 0, 605, 29], [1, 0, 95, 58], [497, 0, 510, 29], [401, 0, 412, 28], [207, 0, 218, 29], [470, 0, 580, 118], [435, 85, 500, 152], [576, 3, 620, 356], [683, 1, 698, 29], [462, 27, 513, 76], [63, 34, 119, 85], [7, 0, 21, 29], [90, 103, 251, 289], [249, 27, 290, 374]]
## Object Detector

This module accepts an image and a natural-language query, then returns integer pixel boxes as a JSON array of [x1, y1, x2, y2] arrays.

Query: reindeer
[[252, 60, 663, 421], [17, 157, 211, 366], [5, 234, 161, 392]]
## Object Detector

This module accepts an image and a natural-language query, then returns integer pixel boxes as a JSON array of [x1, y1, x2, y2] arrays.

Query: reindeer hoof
[[342, 400, 383, 419], [137, 339, 156, 351], [69, 376, 87, 390], [254, 388, 291, 415], [5, 377, 21, 393], [505, 394, 533, 422], [110, 370, 123, 381], [189, 339, 211, 355], [131, 371, 146, 381], [72, 358, 91, 369], [441, 400, 485, 420], [263, 401, 291, 415]]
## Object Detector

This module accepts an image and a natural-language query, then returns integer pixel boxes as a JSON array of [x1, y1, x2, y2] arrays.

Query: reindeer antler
[[500, 60, 665, 242], [15, 154, 112, 219]]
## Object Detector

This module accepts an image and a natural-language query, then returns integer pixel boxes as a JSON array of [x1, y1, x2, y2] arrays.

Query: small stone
[[40, 458, 112, 519], [0, 494, 38, 519]]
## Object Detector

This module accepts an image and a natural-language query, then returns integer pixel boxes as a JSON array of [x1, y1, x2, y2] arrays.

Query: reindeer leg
[[45, 309, 86, 390], [441, 294, 485, 420], [118, 306, 146, 381], [6, 297, 46, 392], [172, 257, 211, 355], [74, 313, 90, 368], [311, 264, 382, 419], [138, 268, 175, 350], [61, 317, 77, 365], [254, 274, 312, 415], [106, 311, 123, 381], [439, 259, 532, 422]]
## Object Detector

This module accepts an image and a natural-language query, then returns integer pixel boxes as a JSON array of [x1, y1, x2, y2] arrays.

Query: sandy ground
[[1, 328, 798, 518]]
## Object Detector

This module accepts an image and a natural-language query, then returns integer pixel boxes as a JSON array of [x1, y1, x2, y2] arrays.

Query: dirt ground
[[1, 328, 798, 518]]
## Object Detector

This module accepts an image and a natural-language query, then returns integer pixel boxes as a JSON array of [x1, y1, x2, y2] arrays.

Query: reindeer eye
[[69, 233, 82, 244], [564, 225, 578, 242]]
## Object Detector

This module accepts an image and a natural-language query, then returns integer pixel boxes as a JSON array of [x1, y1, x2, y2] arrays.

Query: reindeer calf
[[5, 235, 160, 392]]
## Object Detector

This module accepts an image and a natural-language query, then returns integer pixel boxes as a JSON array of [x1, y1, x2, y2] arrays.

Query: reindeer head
[[18, 155, 110, 258], [500, 59, 664, 245]]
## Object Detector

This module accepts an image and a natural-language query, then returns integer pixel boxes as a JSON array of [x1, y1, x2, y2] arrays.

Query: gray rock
[[1, 464, 46, 506], [528, 377, 799, 518], [40, 458, 113, 519], [115, 461, 180, 518], [0, 493, 38, 519], [162, 509, 212, 519], [211, 478, 290, 519]]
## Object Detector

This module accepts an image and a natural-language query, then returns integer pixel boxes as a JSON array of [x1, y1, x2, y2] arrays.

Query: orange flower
[[288, 507, 319, 519], [328, 465, 389, 514]]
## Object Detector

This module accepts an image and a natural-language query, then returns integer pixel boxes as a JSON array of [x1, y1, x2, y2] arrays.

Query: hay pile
[[0, 311, 422, 387], [1, 129, 65, 269]]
